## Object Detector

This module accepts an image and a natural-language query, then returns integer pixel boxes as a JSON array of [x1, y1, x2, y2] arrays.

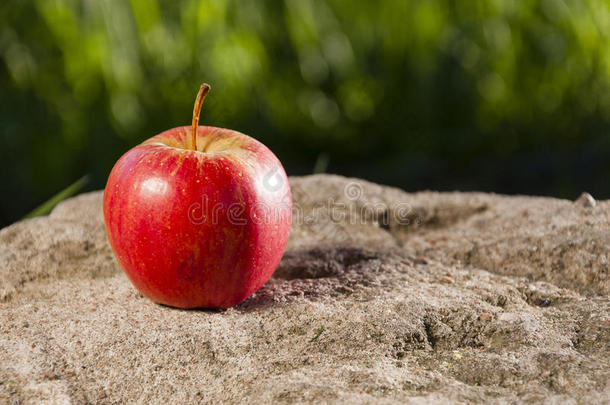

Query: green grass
[[310, 326, 324, 343], [24, 175, 89, 219]]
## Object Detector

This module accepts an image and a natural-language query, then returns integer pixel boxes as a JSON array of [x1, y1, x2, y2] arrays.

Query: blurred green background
[[1, 0, 609, 227]]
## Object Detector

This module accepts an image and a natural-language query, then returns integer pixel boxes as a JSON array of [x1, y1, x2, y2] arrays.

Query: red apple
[[103, 84, 292, 309]]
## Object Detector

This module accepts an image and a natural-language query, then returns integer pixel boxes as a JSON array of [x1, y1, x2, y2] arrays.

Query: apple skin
[[103, 126, 292, 309]]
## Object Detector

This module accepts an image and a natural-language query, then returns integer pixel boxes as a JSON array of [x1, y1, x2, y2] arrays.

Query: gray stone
[[575, 192, 597, 208], [0, 174, 608, 403]]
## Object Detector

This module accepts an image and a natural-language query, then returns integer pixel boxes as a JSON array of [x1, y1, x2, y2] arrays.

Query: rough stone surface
[[1, 174, 608, 404]]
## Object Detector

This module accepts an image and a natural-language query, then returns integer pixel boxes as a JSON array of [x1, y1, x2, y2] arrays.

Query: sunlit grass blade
[[312, 152, 329, 174], [24, 175, 90, 219]]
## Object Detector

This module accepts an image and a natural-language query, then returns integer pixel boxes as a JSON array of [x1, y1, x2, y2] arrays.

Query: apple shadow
[[156, 302, 227, 314], [236, 246, 398, 312]]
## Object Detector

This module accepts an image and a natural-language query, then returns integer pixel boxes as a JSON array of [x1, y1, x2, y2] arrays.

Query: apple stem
[[191, 83, 211, 151]]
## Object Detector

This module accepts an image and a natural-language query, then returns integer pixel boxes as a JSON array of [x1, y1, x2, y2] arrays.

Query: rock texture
[[1, 174, 608, 404]]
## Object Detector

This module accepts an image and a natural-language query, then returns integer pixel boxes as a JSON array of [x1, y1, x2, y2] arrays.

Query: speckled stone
[[1, 174, 608, 404]]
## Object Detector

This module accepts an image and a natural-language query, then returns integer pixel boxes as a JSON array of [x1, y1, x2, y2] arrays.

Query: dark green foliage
[[1, 0, 609, 225]]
